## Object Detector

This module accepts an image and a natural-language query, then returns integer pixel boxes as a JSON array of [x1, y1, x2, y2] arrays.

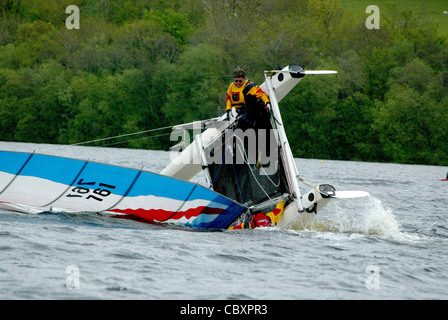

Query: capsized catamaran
[[0, 65, 368, 230]]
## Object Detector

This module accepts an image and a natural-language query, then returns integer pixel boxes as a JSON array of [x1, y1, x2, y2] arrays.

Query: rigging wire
[[235, 143, 271, 200], [233, 134, 274, 200], [71, 125, 174, 146], [211, 148, 227, 186], [96, 132, 173, 147], [70, 117, 221, 147], [232, 161, 245, 204]]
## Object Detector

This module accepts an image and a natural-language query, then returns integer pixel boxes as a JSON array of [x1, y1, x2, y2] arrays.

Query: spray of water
[[289, 195, 402, 238]]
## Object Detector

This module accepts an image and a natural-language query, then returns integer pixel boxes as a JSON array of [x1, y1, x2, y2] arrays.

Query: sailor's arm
[[248, 85, 270, 104], [225, 85, 233, 111]]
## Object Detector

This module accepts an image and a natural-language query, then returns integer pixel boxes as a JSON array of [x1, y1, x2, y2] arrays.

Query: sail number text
[[65, 179, 116, 201]]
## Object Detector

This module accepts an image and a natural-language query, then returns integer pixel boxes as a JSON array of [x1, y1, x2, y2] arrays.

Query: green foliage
[[162, 43, 229, 123], [143, 8, 192, 45], [0, 0, 447, 165], [373, 59, 448, 164]]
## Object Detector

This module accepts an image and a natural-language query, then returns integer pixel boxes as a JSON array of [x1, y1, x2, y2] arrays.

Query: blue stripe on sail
[[20, 154, 86, 185], [209, 200, 246, 228], [185, 186, 233, 205], [77, 162, 140, 197], [188, 200, 246, 229], [0, 151, 221, 201], [127, 171, 196, 201], [0, 151, 33, 175], [184, 189, 246, 229]]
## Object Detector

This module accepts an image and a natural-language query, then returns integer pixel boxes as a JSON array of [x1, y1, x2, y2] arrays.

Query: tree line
[[0, 0, 447, 165]]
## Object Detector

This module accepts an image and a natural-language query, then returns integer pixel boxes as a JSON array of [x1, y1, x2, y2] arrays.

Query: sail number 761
[[65, 178, 116, 201]]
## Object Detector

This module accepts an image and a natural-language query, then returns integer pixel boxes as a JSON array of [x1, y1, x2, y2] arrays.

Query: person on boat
[[228, 201, 285, 230], [226, 68, 271, 130]]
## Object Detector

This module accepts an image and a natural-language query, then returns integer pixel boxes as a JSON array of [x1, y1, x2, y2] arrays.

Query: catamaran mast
[[264, 72, 304, 212]]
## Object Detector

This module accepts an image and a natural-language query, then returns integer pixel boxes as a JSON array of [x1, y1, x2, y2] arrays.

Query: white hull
[[161, 126, 224, 180]]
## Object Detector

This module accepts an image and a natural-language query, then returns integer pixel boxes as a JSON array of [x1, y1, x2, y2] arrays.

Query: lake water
[[1, 141, 447, 301]]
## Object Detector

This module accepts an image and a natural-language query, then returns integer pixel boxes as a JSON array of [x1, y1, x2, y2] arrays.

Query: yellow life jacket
[[226, 80, 270, 111]]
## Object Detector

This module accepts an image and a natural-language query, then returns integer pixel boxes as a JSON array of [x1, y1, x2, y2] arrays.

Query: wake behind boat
[[0, 65, 368, 230]]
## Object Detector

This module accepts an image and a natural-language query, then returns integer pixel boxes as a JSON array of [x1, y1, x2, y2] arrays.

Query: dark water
[[1, 142, 447, 299]]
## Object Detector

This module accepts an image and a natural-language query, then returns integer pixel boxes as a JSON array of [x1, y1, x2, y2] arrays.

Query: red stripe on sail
[[109, 206, 225, 222]]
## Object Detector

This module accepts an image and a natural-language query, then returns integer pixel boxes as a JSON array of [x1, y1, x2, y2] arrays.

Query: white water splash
[[288, 195, 406, 240]]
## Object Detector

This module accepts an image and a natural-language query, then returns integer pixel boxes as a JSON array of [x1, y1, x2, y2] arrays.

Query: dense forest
[[0, 0, 447, 165]]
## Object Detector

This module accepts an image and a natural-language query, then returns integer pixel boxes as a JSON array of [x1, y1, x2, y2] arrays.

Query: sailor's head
[[233, 68, 246, 88]]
